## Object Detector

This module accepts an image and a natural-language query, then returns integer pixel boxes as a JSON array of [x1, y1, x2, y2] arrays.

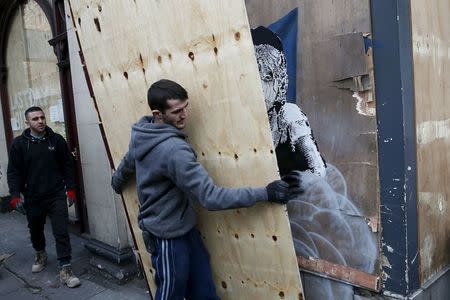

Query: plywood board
[[410, 0, 450, 284], [68, 0, 303, 299]]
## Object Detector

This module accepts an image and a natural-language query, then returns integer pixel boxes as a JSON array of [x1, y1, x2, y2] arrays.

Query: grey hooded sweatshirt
[[113, 116, 268, 239]]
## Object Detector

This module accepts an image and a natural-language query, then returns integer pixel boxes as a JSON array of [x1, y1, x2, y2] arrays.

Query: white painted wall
[[65, 1, 130, 249]]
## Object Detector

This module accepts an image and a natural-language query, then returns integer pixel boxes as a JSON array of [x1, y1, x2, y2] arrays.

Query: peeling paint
[[367, 216, 379, 233], [405, 256, 409, 285], [411, 251, 419, 265], [381, 205, 392, 212], [419, 192, 448, 215], [421, 235, 435, 272], [416, 119, 450, 145], [414, 34, 450, 60], [352, 91, 376, 116], [380, 255, 391, 273], [383, 290, 407, 299]]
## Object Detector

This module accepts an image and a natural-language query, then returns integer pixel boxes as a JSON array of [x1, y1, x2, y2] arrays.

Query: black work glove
[[282, 171, 305, 196], [266, 180, 289, 204]]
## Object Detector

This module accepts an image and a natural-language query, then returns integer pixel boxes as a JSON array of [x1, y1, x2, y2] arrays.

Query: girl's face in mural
[[260, 72, 277, 110], [255, 44, 288, 111]]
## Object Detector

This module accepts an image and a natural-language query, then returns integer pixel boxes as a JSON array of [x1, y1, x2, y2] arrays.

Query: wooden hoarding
[[68, 0, 303, 299], [411, 0, 450, 284]]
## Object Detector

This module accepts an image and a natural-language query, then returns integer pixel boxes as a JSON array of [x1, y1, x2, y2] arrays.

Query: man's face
[[25, 110, 46, 135], [161, 99, 189, 130]]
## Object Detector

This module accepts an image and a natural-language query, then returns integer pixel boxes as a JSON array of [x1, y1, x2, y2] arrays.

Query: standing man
[[7, 106, 81, 288], [112, 79, 295, 299]]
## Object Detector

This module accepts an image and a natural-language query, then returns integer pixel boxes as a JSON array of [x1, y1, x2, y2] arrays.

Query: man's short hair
[[24, 106, 44, 119], [147, 79, 188, 112]]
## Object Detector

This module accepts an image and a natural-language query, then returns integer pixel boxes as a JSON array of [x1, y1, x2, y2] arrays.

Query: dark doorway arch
[[0, 0, 88, 233]]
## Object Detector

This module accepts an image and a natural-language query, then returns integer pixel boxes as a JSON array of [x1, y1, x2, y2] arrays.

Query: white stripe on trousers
[[162, 240, 167, 300], [161, 240, 171, 300], [156, 239, 174, 300]]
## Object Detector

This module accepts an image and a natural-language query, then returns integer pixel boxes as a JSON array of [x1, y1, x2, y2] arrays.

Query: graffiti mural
[[252, 26, 377, 300], [289, 165, 377, 299]]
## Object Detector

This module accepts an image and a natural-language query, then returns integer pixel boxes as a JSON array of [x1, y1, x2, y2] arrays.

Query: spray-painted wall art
[[252, 26, 377, 300]]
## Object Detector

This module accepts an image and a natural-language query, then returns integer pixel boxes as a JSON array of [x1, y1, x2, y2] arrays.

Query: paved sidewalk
[[0, 212, 150, 299]]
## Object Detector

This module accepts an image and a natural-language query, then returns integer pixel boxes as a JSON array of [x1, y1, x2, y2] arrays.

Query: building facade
[[0, 0, 448, 298], [0, 0, 132, 264]]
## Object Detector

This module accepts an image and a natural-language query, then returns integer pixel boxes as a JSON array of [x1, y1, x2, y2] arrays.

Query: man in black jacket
[[7, 106, 80, 288]]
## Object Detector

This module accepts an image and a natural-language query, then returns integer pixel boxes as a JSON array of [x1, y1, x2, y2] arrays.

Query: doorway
[[2, 0, 87, 232]]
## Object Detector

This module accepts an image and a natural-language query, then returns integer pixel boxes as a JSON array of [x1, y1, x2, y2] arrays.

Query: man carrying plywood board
[[111, 79, 295, 299], [69, 0, 304, 298]]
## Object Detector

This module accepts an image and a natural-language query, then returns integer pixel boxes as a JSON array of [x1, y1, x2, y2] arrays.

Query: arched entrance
[[0, 0, 88, 232]]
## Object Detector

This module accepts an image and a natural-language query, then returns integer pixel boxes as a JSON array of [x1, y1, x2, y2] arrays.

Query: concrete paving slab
[[86, 287, 150, 300], [0, 288, 46, 300], [0, 268, 22, 296], [0, 212, 149, 300], [41, 278, 106, 300]]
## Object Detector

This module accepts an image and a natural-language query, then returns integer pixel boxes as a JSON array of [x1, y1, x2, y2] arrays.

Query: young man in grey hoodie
[[111, 79, 293, 300]]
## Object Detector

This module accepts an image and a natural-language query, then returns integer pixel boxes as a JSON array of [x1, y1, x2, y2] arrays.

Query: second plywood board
[[411, 0, 450, 284], [69, 0, 303, 299]]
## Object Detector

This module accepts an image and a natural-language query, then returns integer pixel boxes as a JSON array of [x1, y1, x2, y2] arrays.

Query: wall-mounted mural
[[252, 23, 377, 299]]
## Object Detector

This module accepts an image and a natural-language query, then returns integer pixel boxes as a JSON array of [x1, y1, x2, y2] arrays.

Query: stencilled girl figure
[[251, 26, 326, 178], [251, 26, 377, 300]]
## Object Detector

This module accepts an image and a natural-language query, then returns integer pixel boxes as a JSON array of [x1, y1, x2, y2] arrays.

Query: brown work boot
[[59, 264, 81, 288], [31, 250, 47, 273]]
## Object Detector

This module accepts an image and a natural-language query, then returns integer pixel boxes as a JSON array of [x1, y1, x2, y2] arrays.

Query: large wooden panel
[[411, 0, 450, 284], [69, 0, 303, 299]]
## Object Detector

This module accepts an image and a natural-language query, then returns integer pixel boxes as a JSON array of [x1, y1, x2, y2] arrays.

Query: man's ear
[[152, 110, 163, 123]]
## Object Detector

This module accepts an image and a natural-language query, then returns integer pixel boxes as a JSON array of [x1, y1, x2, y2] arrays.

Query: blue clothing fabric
[[151, 229, 219, 300], [268, 8, 299, 103], [112, 116, 268, 239]]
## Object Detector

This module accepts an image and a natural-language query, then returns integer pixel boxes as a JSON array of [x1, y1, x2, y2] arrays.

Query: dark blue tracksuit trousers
[[150, 229, 220, 300]]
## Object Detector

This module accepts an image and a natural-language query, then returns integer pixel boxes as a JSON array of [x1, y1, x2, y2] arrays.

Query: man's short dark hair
[[147, 79, 188, 112], [24, 106, 44, 118]]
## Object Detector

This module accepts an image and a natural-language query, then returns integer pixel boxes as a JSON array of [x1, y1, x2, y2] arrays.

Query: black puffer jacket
[[7, 127, 75, 200]]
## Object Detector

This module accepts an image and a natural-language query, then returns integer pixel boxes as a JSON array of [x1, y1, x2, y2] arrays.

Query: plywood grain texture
[[68, 0, 303, 299], [411, 0, 450, 284]]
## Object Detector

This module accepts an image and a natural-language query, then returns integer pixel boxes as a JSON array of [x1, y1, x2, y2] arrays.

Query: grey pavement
[[0, 212, 150, 299]]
